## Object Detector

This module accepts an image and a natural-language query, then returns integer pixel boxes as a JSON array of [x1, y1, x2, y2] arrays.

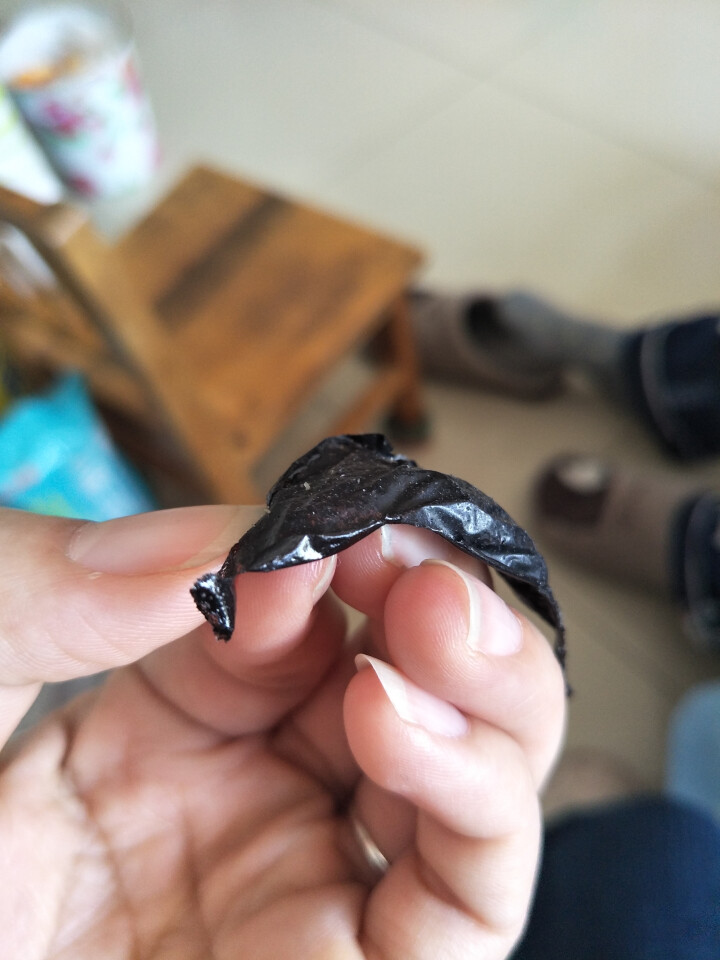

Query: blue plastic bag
[[0, 373, 155, 520]]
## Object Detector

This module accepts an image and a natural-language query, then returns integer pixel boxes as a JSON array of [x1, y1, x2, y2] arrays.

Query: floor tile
[[557, 614, 676, 786], [323, 83, 720, 320], [499, 0, 720, 187], [314, 0, 573, 74], [127, 0, 468, 200]]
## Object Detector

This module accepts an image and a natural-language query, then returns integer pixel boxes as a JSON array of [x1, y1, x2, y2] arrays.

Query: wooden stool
[[0, 165, 426, 503]]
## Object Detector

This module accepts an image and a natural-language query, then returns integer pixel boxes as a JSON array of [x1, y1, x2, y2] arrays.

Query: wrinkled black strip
[[191, 435, 566, 673]]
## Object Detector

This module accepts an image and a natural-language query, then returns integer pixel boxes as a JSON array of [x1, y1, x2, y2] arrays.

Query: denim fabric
[[623, 315, 720, 460], [513, 797, 720, 960], [667, 682, 720, 824], [672, 493, 720, 651]]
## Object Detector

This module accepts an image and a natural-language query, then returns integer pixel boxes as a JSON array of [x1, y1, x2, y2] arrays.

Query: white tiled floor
[[7, 0, 720, 785], [499, 0, 720, 186]]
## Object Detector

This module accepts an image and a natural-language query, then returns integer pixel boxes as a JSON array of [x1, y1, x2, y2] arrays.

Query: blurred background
[[1, 0, 720, 783]]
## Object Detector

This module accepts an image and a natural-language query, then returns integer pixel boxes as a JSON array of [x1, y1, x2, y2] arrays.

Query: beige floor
[[20, 0, 720, 786]]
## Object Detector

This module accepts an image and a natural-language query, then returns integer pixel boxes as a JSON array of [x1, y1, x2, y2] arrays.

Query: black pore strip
[[191, 434, 567, 673]]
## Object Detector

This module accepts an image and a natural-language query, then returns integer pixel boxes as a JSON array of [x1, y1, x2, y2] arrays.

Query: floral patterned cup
[[0, 1, 159, 198], [0, 82, 63, 201]]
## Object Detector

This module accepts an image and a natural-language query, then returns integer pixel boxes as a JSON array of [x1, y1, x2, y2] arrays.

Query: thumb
[[0, 505, 260, 739]]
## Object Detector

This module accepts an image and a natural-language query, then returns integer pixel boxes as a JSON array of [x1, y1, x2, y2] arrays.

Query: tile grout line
[[303, 0, 486, 76], [306, 0, 592, 85], [301, 0, 720, 201], [490, 73, 720, 199], [298, 0, 498, 194], [321, 77, 484, 193]]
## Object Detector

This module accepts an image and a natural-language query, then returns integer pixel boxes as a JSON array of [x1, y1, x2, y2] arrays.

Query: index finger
[[0, 505, 262, 743]]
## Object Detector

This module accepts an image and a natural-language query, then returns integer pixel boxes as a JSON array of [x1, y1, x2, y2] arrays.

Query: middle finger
[[334, 526, 566, 786]]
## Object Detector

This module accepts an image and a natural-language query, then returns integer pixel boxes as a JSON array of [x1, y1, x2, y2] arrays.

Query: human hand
[[0, 506, 566, 959]]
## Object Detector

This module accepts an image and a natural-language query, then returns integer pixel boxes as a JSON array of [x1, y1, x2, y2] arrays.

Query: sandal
[[409, 290, 564, 399], [531, 454, 720, 650]]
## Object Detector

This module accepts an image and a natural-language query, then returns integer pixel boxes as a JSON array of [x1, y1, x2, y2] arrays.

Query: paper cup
[[0, 1, 159, 198]]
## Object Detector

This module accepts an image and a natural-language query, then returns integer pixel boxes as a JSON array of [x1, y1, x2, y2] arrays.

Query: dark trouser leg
[[513, 797, 720, 960], [623, 315, 720, 460]]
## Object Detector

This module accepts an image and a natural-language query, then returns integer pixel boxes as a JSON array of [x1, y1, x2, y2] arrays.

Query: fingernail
[[312, 555, 337, 601], [423, 560, 523, 656], [68, 505, 265, 575], [381, 524, 487, 579], [355, 654, 469, 738]]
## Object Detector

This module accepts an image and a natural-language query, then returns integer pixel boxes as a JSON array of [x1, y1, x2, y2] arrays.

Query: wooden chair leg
[[384, 291, 430, 441]]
